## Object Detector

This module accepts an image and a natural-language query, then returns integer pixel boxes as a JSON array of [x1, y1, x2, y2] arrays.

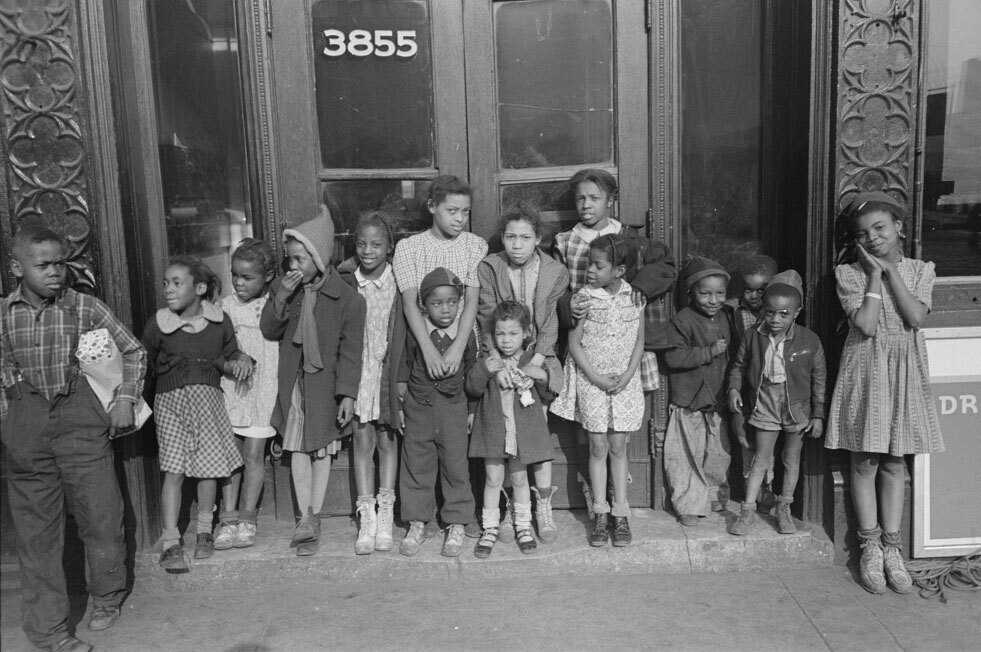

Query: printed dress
[[825, 259, 944, 455], [550, 282, 644, 432], [353, 266, 398, 421], [220, 294, 279, 438]]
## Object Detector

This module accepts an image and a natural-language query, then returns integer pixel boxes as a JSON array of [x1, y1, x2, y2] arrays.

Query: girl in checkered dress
[[142, 256, 253, 573]]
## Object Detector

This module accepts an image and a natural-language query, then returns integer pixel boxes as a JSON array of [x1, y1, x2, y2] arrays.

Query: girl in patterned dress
[[338, 213, 405, 555], [213, 239, 279, 551], [142, 257, 253, 573], [826, 192, 944, 595], [550, 235, 645, 547]]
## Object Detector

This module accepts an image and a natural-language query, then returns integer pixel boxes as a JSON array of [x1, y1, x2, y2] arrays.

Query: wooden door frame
[[463, 0, 650, 239]]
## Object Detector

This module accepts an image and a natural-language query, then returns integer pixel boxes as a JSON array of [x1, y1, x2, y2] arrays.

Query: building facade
[[2, 0, 979, 552]]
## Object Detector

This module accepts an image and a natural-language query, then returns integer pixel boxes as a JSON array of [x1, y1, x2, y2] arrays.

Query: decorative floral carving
[[835, 0, 918, 214], [0, 1, 97, 291]]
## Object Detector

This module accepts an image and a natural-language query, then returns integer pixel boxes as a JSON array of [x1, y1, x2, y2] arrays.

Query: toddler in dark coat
[[467, 301, 562, 557]]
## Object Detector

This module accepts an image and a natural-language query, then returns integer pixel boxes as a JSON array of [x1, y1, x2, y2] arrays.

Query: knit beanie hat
[[283, 205, 335, 273], [419, 267, 462, 302], [764, 269, 804, 303], [681, 255, 730, 290]]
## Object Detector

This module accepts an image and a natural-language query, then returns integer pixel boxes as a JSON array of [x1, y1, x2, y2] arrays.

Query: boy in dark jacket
[[727, 270, 826, 535], [397, 267, 478, 558], [663, 256, 739, 526]]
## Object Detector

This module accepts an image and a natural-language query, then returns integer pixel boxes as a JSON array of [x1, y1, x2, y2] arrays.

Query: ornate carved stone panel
[[835, 0, 918, 218], [0, 0, 97, 292]]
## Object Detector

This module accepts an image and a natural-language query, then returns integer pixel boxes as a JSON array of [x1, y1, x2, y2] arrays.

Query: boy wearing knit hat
[[397, 267, 478, 558], [663, 256, 740, 526], [261, 206, 366, 556], [726, 269, 826, 535]]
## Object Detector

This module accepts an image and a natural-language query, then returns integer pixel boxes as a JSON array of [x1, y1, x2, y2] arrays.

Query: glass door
[[462, 0, 653, 508], [463, 0, 650, 241], [269, 0, 468, 258]]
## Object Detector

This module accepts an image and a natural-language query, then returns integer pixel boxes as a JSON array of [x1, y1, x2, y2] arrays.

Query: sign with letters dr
[[914, 328, 981, 557]]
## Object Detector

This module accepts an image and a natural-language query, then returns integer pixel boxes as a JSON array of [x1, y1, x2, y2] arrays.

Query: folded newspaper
[[76, 328, 152, 434]]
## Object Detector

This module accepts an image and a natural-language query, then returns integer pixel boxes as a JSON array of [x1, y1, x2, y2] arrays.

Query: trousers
[[1, 378, 127, 646], [399, 393, 475, 524]]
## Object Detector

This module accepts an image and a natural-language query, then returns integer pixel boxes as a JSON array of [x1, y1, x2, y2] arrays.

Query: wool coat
[[476, 250, 570, 359], [260, 268, 366, 451], [466, 347, 559, 465]]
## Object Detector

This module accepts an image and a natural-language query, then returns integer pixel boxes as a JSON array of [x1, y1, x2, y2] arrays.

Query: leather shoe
[[87, 605, 120, 631]]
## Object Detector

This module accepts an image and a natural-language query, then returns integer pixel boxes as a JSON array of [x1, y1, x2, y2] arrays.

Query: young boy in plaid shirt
[[1, 225, 146, 652]]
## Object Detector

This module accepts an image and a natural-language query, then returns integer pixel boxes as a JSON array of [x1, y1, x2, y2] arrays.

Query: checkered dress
[[154, 385, 243, 477], [554, 221, 659, 391]]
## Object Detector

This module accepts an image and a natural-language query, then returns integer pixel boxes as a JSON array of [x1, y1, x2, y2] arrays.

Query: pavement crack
[[777, 573, 833, 651]]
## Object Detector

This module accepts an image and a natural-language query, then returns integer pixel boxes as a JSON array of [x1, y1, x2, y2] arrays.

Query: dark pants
[[399, 394, 474, 524], [1, 379, 126, 647]]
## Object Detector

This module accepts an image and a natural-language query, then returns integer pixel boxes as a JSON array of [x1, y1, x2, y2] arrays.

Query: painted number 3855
[[321, 29, 418, 58]]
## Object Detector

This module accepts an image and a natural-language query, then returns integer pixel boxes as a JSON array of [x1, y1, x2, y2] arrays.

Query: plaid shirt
[[1, 286, 146, 404], [392, 230, 488, 292], [552, 220, 624, 292]]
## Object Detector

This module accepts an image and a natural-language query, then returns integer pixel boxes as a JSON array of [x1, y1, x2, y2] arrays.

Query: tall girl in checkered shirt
[[142, 256, 253, 574], [553, 169, 676, 393]]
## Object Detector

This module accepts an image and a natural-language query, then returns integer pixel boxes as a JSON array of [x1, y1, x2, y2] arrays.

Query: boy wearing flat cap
[[397, 267, 478, 558]]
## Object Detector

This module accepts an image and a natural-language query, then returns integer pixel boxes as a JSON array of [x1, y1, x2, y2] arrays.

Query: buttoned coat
[[260, 269, 366, 451]]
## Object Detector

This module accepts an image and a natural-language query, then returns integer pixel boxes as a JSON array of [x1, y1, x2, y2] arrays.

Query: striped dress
[[825, 259, 944, 455]]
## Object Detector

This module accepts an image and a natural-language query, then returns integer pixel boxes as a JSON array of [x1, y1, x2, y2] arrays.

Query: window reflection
[[149, 0, 254, 298], [495, 0, 613, 169], [680, 0, 763, 270], [921, 0, 981, 276], [322, 179, 431, 260]]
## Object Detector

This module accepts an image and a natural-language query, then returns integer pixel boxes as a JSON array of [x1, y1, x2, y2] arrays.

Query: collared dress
[[825, 259, 944, 455], [220, 294, 278, 438], [142, 301, 244, 477], [550, 282, 645, 432], [353, 265, 398, 422]]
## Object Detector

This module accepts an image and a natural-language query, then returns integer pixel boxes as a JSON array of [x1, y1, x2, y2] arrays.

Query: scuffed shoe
[[87, 605, 120, 631], [516, 527, 537, 554], [883, 545, 914, 594], [728, 505, 756, 536], [399, 521, 429, 557], [532, 486, 558, 544], [234, 521, 257, 548], [589, 513, 609, 547], [474, 527, 499, 559], [679, 514, 699, 527], [46, 636, 93, 652], [159, 543, 188, 574], [611, 516, 632, 547], [290, 509, 318, 547], [775, 502, 797, 534], [213, 520, 238, 550], [858, 538, 887, 594], [441, 524, 466, 557]]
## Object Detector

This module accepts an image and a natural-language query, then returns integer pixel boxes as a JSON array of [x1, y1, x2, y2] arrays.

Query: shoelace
[[907, 552, 980, 602], [376, 503, 394, 532]]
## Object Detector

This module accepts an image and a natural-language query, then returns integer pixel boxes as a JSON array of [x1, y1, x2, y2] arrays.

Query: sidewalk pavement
[[132, 505, 832, 588], [3, 508, 978, 650]]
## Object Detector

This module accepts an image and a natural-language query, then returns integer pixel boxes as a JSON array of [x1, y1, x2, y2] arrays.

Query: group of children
[[1, 179, 942, 649]]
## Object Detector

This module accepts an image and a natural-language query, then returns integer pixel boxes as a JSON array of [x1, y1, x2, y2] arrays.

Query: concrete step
[[135, 505, 832, 589]]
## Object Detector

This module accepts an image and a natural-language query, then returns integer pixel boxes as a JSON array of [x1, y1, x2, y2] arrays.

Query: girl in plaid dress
[[142, 257, 253, 573]]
